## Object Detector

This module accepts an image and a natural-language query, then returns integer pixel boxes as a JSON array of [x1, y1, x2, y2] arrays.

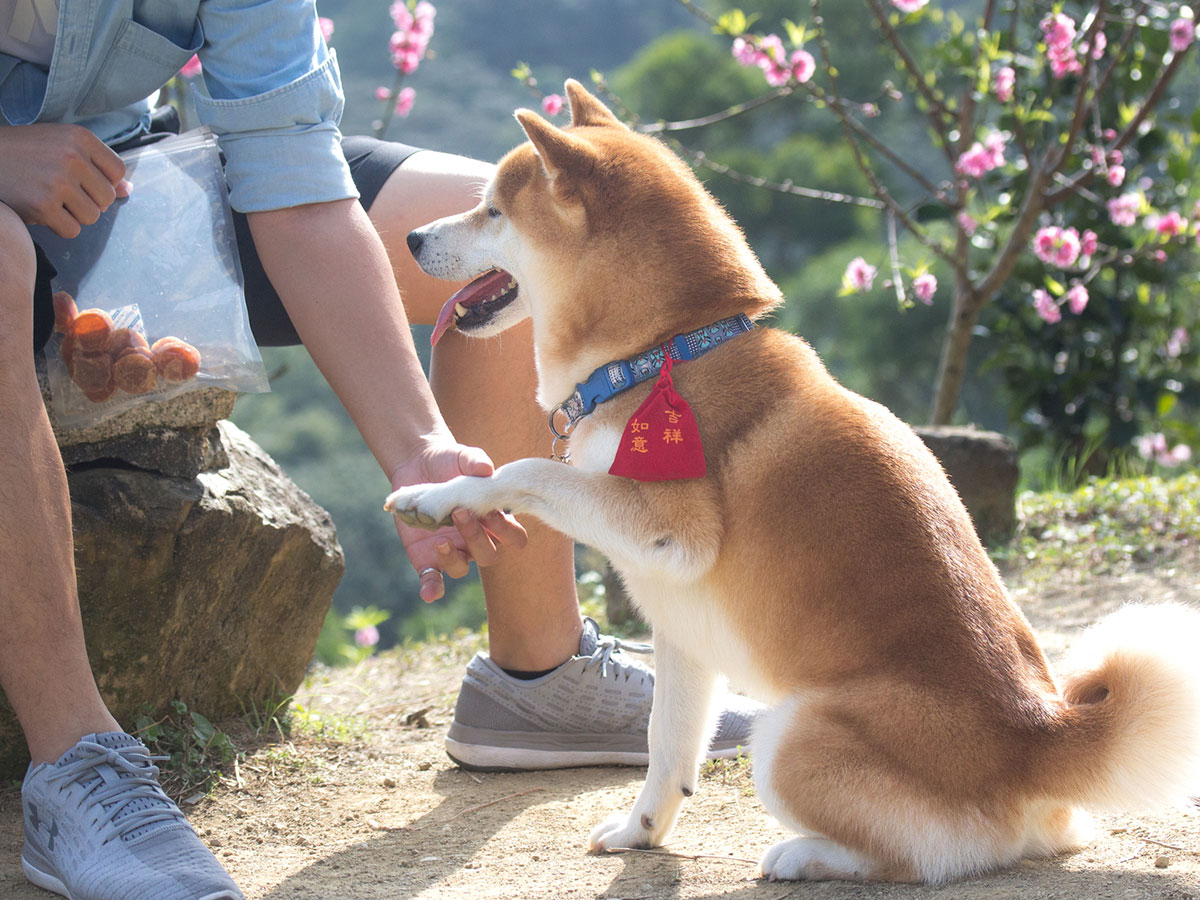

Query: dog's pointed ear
[[515, 109, 596, 190], [565, 79, 624, 129]]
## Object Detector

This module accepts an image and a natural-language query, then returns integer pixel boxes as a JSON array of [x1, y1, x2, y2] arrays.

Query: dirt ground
[[2, 559, 1200, 899]]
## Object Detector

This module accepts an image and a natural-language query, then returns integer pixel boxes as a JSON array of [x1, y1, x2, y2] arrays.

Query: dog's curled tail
[[1043, 602, 1200, 812]]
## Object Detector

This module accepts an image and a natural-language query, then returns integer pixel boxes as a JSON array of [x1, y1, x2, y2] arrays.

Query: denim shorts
[[32, 129, 421, 351]]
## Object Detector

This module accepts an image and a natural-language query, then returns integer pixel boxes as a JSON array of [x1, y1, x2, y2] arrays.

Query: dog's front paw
[[383, 482, 460, 531], [588, 811, 662, 853]]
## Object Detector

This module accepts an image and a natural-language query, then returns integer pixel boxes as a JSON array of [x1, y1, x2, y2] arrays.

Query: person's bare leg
[[366, 150, 582, 670], [0, 205, 120, 764]]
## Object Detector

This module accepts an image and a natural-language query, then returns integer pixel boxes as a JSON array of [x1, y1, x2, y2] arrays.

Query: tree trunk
[[930, 288, 984, 425]]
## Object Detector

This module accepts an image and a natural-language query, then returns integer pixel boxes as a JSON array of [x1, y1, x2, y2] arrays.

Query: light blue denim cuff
[[190, 52, 358, 213]]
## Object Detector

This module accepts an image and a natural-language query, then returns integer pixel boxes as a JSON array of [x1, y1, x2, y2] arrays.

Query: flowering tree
[[373, 0, 437, 137], [544, 0, 1199, 460]]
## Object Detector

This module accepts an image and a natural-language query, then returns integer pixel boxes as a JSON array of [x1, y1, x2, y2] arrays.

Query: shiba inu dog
[[385, 80, 1200, 883]]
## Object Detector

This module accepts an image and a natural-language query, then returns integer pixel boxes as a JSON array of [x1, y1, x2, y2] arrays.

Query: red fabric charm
[[609, 351, 706, 481]]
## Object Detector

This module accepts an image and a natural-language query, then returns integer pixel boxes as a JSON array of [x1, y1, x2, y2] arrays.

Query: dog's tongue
[[431, 269, 514, 346]]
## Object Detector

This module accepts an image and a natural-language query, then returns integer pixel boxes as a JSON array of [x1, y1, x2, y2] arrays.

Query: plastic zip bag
[[33, 127, 269, 429]]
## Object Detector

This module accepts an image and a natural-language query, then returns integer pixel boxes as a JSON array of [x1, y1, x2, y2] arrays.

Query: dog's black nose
[[406, 231, 424, 256]]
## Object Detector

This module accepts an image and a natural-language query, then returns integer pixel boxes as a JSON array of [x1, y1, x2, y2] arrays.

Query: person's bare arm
[[0, 124, 130, 238], [247, 199, 526, 601]]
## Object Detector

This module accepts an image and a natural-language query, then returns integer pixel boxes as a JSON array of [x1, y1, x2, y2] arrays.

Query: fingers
[[456, 444, 495, 478], [418, 565, 445, 603], [87, 136, 127, 191], [480, 509, 529, 550]]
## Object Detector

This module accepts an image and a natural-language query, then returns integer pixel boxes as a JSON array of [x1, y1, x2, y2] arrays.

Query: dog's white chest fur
[[570, 423, 772, 701]]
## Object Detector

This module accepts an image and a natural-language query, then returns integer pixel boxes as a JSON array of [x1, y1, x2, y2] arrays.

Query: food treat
[[151, 337, 202, 382], [112, 348, 159, 395], [106, 327, 150, 357], [52, 291, 78, 334], [72, 309, 114, 351], [70, 350, 114, 402]]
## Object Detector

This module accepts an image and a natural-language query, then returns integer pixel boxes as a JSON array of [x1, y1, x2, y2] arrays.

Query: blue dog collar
[[550, 313, 755, 438]]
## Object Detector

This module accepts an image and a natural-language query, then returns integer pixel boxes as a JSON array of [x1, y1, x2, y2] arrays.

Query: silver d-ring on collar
[[548, 406, 574, 463]]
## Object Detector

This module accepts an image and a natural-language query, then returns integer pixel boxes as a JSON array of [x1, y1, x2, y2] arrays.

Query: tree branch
[[863, 0, 956, 162], [639, 86, 795, 133], [814, 0, 961, 272]]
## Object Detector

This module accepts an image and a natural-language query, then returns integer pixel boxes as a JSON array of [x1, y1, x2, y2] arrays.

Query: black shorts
[[32, 133, 422, 351]]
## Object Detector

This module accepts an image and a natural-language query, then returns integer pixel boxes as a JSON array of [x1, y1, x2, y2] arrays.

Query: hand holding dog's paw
[[384, 483, 456, 530], [588, 811, 661, 853]]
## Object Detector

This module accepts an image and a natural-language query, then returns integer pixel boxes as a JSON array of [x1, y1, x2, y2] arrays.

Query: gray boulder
[[0, 418, 344, 777]]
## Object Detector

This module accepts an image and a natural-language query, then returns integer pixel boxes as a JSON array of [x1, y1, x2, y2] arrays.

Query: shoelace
[[582, 633, 654, 683], [46, 741, 185, 845]]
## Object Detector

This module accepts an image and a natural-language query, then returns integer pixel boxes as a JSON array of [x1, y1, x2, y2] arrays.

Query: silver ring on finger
[[418, 567, 439, 578]]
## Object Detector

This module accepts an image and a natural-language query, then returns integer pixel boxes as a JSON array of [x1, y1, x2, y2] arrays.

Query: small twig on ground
[[443, 787, 544, 824], [1141, 837, 1192, 853], [463, 769, 483, 785], [604, 846, 760, 865]]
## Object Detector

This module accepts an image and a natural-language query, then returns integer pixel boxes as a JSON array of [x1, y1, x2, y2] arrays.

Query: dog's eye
[[487, 206, 502, 219]]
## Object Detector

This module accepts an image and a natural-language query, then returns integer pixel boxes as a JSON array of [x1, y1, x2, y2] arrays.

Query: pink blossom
[[1080, 230, 1098, 257], [179, 54, 202, 78], [1166, 327, 1189, 359], [354, 625, 380, 648], [912, 273, 937, 305], [541, 93, 565, 116], [1137, 433, 1192, 467], [393, 86, 416, 117], [862, 103, 880, 118], [757, 34, 792, 86], [1032, 289, 1061, 324], [1032, 226, 1081, 268], [955, 132, 1006, 178], [375, 85, 391, 101], [1065, 283, 1089, 315], [1041, 13, 1082, 78], [732, 37, 760, 66], [318, 16, 334, 41], [1170, 18, 1195, 53], [1106, 165, 1126, 187], [390, 1, 413, 30], [1107, 192, 1140, 227], [1153, 249, 1168, 263], [844, 257, 877, 292], [1081, 30, 1106, 61], [790, 49, 816, 84], [1154, 210, 1187, 237], [993, 66, 1015, 103], [890, 0, 928, 12], [957, 212, 978, 236]]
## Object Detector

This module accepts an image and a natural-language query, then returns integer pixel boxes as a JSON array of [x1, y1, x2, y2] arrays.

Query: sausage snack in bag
[[34, 128, 269, 429]]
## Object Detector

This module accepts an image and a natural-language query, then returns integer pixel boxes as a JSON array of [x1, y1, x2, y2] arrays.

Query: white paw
[[384, 476, 490, 530], [760, 837, 868, 882], [588, 811, 659, 853]]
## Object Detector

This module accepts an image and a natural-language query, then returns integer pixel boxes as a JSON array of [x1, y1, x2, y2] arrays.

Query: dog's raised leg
[[588, 636, 720, 851], [384, 458, 721, 574]]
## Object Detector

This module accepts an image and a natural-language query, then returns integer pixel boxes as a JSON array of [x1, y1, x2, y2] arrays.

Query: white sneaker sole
[[22, 856, 241, 900], [445, 737, 746, 771]]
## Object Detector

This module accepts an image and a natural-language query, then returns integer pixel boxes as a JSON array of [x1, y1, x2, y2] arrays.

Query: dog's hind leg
[[588, 636, 719, 851]]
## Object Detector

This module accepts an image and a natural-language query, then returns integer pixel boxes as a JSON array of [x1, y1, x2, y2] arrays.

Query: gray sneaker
[[21, 732, 242, 900], [445, 618, 760, 771]]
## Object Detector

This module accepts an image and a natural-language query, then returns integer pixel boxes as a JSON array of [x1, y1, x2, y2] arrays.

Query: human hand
[[388, 436, 527, 602], [0, 124, 131, 238]]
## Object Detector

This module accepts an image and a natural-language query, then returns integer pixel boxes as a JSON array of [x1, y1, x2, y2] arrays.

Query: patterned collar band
[[550, 313, 755, 438]]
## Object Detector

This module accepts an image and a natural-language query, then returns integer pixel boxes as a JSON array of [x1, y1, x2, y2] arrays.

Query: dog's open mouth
[[430, 269, 520, 346]]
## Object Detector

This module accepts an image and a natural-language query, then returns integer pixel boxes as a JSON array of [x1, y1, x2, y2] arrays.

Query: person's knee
[[0, 203, 36, 352]]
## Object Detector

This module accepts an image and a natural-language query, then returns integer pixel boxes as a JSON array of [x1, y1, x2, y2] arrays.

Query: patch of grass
[[1013, 472, 1200, 581], [133, 700, 237, 800], [702, 748, 754, 795]]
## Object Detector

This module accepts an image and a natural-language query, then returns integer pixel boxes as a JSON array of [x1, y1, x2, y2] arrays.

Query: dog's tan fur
[[386, 81, 1200, 883]]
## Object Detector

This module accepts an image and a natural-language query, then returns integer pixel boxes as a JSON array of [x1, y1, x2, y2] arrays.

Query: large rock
[[913, 425, 1019, 547], [0, 419, 344, 777]]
